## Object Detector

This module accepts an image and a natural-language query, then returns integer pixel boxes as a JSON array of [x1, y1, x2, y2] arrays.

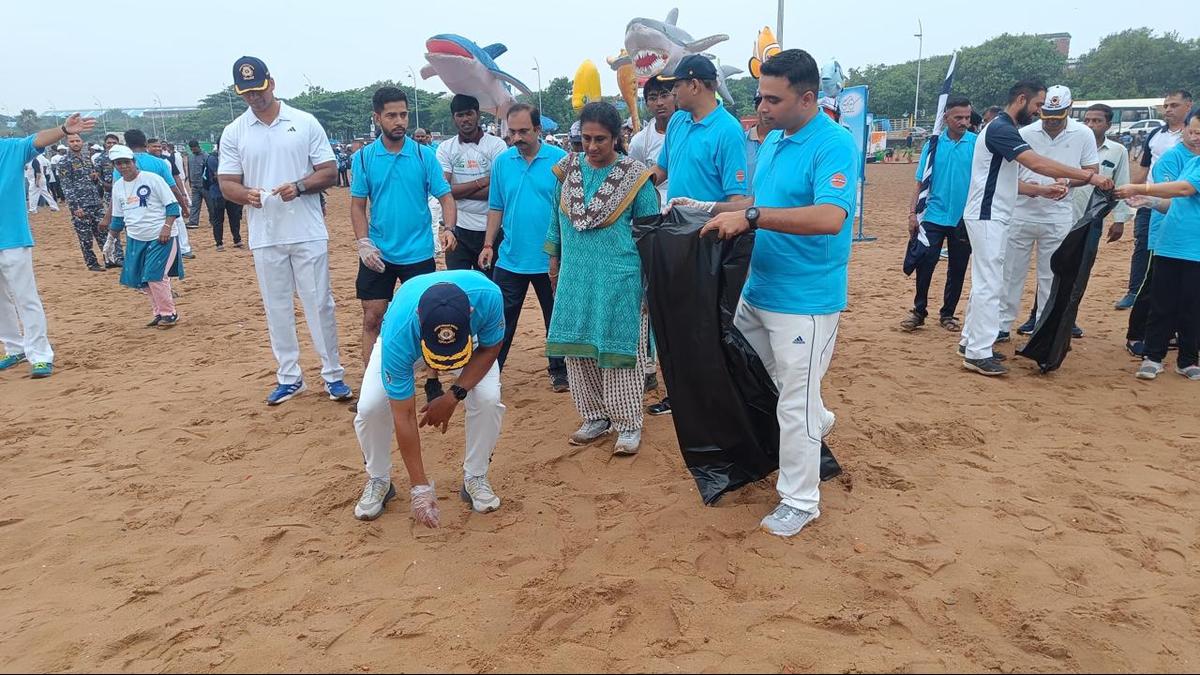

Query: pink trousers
[[147, 240, 178, 317]]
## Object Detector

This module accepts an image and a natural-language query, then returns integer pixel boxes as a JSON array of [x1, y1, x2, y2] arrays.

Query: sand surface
[[1, 163, 1197, 673]]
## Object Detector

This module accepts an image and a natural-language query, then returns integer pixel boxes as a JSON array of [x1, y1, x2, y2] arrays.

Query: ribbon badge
[[136, 185, 152, 207]]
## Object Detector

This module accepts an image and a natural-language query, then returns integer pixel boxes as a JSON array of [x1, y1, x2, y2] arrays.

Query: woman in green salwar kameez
[[545, 102, 660, 456]]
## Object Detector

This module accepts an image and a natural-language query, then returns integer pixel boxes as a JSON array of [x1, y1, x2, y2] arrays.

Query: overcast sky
[[0, 0, 1183, 114]]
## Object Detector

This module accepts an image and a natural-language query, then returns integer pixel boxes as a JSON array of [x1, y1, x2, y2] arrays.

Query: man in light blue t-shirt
[[701, 50, 859, 539], [479, 104, 568, 392], [0, 113, 97, 379]]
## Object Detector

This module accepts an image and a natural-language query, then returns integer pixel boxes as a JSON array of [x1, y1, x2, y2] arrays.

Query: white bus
[[1071, 98, 1163, 136]]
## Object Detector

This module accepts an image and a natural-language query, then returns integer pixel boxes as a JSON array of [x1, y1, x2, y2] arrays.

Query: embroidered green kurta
[[545, 157, 659, 368]]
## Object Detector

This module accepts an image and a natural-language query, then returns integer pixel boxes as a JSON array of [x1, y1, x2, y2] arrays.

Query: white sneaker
[[819, 411, 836, 438], [613, 429, 641, 455], [354, 477, 395, 521], [759, 503, 820, 537], [1136, 359, 1165, 380], [1175, 364, 1200, 381], [461, 475, 501, 513], [569, 419, 612, 445]]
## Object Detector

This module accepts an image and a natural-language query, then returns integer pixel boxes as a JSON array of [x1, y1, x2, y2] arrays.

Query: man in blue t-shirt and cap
[[351, 270, 507, 527]]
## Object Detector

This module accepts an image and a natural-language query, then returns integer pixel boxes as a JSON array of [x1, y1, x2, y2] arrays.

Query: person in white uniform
[[217, 56, 352, 406], [999, 85, 1099, 340]]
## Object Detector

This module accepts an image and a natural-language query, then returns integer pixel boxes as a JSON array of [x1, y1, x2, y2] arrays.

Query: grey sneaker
[[760, 503, 820, 537], [461, 475, 501, 513], [1136, 359, 1165, 380], [569, 419, 612, 445], [1175, 364, 1200, 381], [957, 344, 1006, 361], [963, 356, 1008, 376], [613, 429, 641, 455], [354, 477, 396, 521]]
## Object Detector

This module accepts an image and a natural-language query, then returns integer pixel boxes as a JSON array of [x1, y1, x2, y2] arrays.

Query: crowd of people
[[2, 50, 1196, 539]]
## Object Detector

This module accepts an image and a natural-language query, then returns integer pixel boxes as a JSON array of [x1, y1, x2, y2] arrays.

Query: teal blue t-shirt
[[1154, 156, 1200, 264], [379, 270, 505, 400], [0, 135, 41, 250], [658, 107, 748, 202], [914, 130, 977, 227], [112, 153, 176, 187], [1149, 143, 1200, 251], [742, 113, 860, 315], [350, 137, 450, 265], [489, 143, 568, 275]]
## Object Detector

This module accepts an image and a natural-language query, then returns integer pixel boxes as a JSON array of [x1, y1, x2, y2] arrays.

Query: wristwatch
[[294, 180, 307, 195], [745, 206, 761, 230], [449, 384, 469, 401]]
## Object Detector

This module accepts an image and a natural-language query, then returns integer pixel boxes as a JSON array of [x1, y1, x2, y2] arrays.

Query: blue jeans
[[1127, 208, 1151, 294]]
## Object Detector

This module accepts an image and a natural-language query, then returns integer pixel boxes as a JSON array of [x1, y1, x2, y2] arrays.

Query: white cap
[[91, 144, 101, 150], [108, 144, 134, 162], [1043, 85, 1072, 113], [56, 144, 67, 150]]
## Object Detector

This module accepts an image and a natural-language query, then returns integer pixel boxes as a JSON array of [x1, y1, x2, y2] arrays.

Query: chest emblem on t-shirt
[[287, 126, 297, 132], [831, 173, 847, 189]]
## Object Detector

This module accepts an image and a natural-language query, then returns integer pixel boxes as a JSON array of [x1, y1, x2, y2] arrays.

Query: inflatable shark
[[421, 33, 556, 131], [607, 9, 742, 104]]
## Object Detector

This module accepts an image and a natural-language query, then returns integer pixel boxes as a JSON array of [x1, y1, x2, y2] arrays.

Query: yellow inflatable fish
[[748, 26, 781, 79], [572, 60, 601, 112], [617, 61, 642, 133]]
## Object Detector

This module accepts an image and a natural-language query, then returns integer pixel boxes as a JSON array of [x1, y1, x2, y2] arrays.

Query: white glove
[[356, 238, 386, 273], [102, 234, 116, 259], [662, 196, 716, 215], [410, 483, 440, 528]]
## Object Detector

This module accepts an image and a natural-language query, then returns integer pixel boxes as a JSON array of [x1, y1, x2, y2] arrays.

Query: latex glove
[[410, 483, 440, 528], [102, 234, 116, 259], [662, 197, 715, 214], [356, 238, 386, 273]]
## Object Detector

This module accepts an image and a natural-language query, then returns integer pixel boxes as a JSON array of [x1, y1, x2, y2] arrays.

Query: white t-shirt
[[1013, 119, 1100, 224], [436, 133, 508, 231], [964, 111, 1031, 223], [218, 102, 336, 250], [628, 122, 668, 201], [111, 170, 178, 241], [1142, 125, 1182, 181]]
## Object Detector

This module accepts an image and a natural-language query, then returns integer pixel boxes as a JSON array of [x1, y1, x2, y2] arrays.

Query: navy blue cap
[[418, 283, 473, 371], [233, 56, 271, 95], [659, 55, 718, 83]]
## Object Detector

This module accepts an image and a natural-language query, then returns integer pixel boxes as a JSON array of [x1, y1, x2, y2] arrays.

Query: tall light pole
[[94, 98, 107, 134], [406, 67, 420, 130], [226, 87, 235, 122], [532, 58, 543, 113], [153, 93, 164, 140], [47, 100, 59, 126], [777, 0, 785, 46], [913, 19, 923, 128]]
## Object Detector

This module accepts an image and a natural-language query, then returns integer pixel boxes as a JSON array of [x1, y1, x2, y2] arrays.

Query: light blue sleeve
[[812, 135, 859, 218], [426, 146, 451, 199], [381, 339, 416, 400], [109, 217, 126, 232], [165, 203, 181, 217], [487, 158, 506, 211], [349, 148, 369, 198], [631, 179, 660, 219], [915, 143, 932, 181], [156, 160, 176, 188], [718, 125, 750, 198], [18, 135, 39, 162], [656, 116, 674, 171], [475, 288, 505, 347], [544, 179, 563, 257]]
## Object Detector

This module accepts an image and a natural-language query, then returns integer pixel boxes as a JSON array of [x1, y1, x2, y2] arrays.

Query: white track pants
[[0, 247, 53, 363], [960, 218, 1007, 360], [734, 301, 839, 513], [355, 338, 505, 480], [251, 240, 344, 385], [999, 218, 1071, 328]]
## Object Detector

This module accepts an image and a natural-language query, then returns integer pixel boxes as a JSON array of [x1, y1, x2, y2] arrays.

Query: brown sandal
[[940, 316, 962, 331], [900, 312, 924, 332]]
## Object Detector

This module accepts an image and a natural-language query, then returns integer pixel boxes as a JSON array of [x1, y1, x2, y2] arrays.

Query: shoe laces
[[464, 475, 496, 499], [361, 478, 389, 503]]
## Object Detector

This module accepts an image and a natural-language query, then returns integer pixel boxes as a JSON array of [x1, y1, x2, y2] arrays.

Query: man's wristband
[[60, 124, 68, 135], [482, 243, 493, 249]]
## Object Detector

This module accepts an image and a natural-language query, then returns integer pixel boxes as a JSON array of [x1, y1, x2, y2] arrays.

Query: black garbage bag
[[634, 207, 841, 505], [1017, 189, 1117, 373]]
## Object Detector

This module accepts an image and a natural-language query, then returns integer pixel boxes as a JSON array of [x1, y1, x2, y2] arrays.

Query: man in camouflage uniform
[[57, 133, 108, 271], [94, 134, 123, 266]]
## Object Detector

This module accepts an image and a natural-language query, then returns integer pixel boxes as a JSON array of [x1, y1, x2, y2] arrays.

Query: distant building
[[41, 106, 199, 120], [1038, 32, 1072, 58]]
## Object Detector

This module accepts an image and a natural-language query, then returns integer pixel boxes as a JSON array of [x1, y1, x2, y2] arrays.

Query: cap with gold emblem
[[232, 56, 271, 95], [418, 283, 473, 371]]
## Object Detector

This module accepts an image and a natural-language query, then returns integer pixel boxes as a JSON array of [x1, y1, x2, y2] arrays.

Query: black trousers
[[1144, 255, 1200, 367], [912, 221, 971, 319], [493, 266, 566, 378], [1126, 254, 1157, 341], [337, 168, 349, 187], [206, 195, 243, 246], [445, 226, 502, 279]]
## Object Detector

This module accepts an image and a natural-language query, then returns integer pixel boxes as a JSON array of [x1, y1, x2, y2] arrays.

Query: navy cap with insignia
[[418, 283, 473, 371], [658, 55, 719, 83], [232, 56, 271, 95]]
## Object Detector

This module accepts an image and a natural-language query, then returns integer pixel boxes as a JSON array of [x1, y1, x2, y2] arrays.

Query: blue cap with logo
[[418, 283, 473, 371], [658, 55, 719, 82], [233, 56, 271, 95]]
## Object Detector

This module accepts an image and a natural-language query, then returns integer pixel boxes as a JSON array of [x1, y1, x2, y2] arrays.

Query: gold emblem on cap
[[240, 64, 255, 80], [435, 324, 458, 344]]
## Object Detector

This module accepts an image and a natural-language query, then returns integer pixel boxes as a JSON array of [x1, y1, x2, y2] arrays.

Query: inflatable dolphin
[[607, 8, 742, 103], [421, 33, 556, 131]]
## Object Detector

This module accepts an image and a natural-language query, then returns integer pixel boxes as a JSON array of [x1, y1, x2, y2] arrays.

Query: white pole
[[407, 67, 420, 130], [913, 19, 923, 128], [777, 0, 785, 46], [533, 58, 543, 113]]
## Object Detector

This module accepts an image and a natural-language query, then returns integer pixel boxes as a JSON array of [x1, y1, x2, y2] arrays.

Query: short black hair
[[124, 129, 147, 149], [506, 103, 541, 129], [643, 75, 671, 101], [985, 106, 1003, 117], [104, 133, 119, 142], [450, 94, 479, 114], [1086, 103, 1114, 124], [1167, 89, 1193, 102], [759, 49, 819, 96], [1008, 79, 1046, 105], [147, 137, 160, 145], [372, 86, 408, 113], [188, 139, 200, 148], [970, 110, 982, 128], [579, 101, 626, 154], [944, 95, 971, 111], [1187, 104, 1200, 126]]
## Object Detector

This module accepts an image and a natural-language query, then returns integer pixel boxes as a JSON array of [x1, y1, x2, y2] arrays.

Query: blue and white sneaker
[[266, 381, 307, 406], [760, 503, 820, 538], [0, 353, 26, 371], [326, 380, 354, 401]]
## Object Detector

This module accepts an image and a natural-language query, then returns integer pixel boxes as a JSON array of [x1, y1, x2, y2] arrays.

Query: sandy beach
[[0, 162, 1196, 673]]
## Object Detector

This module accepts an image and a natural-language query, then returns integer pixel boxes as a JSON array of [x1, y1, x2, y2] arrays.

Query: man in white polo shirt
[[218, 56, 352, 406], [959, 79, 1112, 377], [999, 85, 1099, 341], [436, 94, 507, 278]]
